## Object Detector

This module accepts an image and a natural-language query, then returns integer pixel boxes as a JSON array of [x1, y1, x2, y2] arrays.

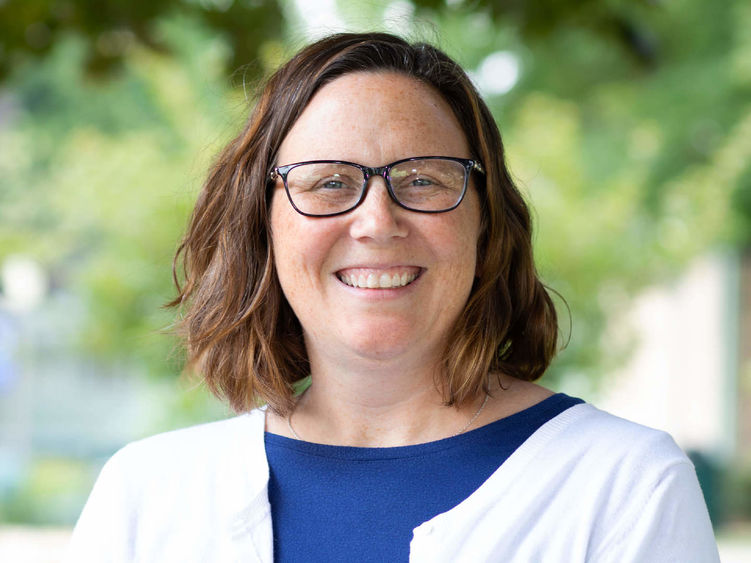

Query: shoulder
[[523, 402, 693, 498], [551, 405, 719, 561], [540, 404, 715, 545], [66, 410, 270, 561], [98, 408, 268, 502], [111, 409, 265, 467], [450, 404, 716, 561], [549, 403, 687, 466], [494, 402, 701, 526]]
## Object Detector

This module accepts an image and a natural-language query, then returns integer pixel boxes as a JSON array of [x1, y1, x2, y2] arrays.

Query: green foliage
[[0, 0, 659, 81], [0, 457, 94, 524], [0, 16, 248, 380], [0, 0, 283, 79]]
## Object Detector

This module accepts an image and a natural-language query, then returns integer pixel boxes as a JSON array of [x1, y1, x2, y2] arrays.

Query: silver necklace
[[452, 393, 490, 436], [286, 393, 489, 442]]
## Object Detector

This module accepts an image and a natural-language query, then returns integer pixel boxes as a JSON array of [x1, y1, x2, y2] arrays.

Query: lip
[[334, 265, 425, 291]]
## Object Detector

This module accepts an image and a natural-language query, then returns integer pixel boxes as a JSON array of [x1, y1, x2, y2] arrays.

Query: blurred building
[[597, 250, 751, 524], [599, 252, 741, 459], [739, 250, 751, 464]]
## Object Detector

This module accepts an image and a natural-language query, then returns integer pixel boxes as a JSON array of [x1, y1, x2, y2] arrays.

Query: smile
[[336, 267, 423, 289]]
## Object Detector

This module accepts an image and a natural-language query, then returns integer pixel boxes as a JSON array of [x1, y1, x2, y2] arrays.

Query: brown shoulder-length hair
[[169, 32, 559, 416]]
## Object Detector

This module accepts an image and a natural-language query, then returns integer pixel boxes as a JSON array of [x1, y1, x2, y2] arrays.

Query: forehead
[[277, 71, 471, 165]]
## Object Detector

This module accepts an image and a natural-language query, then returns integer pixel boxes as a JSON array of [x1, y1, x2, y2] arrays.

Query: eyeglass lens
[[284, 158, 467, 216]]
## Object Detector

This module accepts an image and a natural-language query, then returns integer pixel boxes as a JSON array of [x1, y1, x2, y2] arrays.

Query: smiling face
[[270, 71, 482, 371]]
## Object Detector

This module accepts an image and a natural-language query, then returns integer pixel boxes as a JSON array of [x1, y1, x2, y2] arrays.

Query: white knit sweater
[[66, 403, 720, 562]]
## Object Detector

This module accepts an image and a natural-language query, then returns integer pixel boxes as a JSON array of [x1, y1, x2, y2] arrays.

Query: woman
[[67, 32, 719, 562]]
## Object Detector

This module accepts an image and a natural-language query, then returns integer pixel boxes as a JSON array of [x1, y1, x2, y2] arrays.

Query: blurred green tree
[[0, 0, 657, 80], [0, 0, 283, 79], [0, 16, 247, 381]]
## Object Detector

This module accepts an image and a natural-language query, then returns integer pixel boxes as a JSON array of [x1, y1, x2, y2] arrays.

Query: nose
[[348, 176, 408, 241]]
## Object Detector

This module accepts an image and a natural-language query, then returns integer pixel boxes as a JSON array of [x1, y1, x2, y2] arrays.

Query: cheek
[[270, 194, 340, 297], [447, 202, 482, 276], [270, 193, 306, 300], [461, 194, 483, 278]]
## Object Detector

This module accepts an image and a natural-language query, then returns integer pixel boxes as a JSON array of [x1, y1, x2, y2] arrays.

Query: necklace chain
[[453, 393, 489, 436], [286, 393, 489, 442], [286, 413, 302, 440]]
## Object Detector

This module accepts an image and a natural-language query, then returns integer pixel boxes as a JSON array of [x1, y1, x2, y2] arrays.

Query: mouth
[[335, 266, 423, 289]]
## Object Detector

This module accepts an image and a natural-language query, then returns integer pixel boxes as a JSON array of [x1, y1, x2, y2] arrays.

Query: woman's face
[[270, 71, 482, 368]]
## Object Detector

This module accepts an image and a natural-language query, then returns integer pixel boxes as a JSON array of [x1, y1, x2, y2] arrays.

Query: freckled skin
[[270, 71, 482, 373]]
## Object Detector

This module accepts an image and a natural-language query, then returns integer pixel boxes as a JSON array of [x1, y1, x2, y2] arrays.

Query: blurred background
[[0, 0, 750, 559]]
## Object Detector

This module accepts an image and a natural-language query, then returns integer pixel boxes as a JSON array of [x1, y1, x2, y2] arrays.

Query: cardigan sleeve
[[593, 459, 720, 563], [64, 448, 136, 563]]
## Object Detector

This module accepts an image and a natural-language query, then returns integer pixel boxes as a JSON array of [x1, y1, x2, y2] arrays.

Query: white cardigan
[[66, 404, 720, 562]]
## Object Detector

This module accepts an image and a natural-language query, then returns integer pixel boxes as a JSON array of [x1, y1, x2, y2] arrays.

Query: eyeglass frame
[[269, 155, 485, 218]]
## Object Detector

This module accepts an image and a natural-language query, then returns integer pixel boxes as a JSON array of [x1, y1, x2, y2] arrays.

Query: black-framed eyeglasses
[[269, 156, 485, 217]]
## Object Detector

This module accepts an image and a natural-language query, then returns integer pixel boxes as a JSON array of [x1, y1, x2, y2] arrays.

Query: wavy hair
[[169, 32, 559, 415]]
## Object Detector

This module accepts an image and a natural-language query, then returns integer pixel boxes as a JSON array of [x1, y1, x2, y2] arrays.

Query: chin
[[337, 322, 432, 362]]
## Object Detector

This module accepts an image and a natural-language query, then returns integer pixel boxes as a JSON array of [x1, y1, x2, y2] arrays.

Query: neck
[[288, 356, 486, 447]]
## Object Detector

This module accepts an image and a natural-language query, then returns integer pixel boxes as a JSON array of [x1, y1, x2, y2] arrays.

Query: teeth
[[338, 271, 419, 289]]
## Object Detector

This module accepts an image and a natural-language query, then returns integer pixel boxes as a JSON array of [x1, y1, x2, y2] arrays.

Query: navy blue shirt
[[265, 393, 583, 563]]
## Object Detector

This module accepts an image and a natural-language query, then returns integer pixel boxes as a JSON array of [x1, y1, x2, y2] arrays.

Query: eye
[[313, 175, 360, 191], [409, 176, 435, 187], [398, 174, 445, 190]]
